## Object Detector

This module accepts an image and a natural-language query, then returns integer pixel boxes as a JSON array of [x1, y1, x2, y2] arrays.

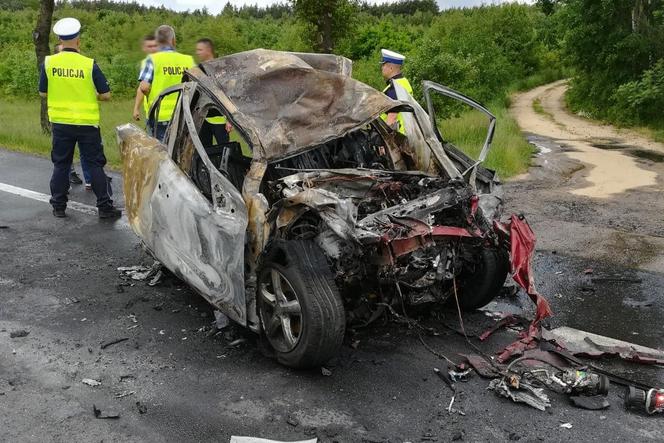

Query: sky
[[118, 0, 534, 15]]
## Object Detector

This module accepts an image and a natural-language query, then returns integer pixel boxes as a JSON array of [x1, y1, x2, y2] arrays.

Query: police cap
[[53, 17, 81, 41], [381, 49, 405, 65]]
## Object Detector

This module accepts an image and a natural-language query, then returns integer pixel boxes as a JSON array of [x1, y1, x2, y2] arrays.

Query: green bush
[[351, 54, 385, 90], [0, 45, 39, 97], [103, 54, 140, 97], [612, 58, 664, 125]]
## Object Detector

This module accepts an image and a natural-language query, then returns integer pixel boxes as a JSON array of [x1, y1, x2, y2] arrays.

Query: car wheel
[[456, 248, 510, 311], [258, 241, 345, 368]]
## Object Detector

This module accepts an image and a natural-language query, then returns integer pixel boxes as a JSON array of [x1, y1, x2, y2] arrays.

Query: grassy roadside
[[0, 98, 133, 169], [438, 101, 534, 178], [0, 94, 535, 179]]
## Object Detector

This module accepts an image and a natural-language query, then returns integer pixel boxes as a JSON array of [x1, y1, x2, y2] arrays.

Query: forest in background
[[0, 1, 562, 106]]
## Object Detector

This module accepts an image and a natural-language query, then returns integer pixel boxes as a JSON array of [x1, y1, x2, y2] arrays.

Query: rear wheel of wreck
[[258, 240, 345, 369], [456, 248, 510, 311]]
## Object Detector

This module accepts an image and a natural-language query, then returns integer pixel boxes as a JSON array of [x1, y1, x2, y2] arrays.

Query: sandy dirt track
[[505, 81, 664, 275], [510, 80, 662, 198]]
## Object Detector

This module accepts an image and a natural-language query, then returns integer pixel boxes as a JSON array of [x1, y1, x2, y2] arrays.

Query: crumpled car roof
[[189, 49, 409, 161]]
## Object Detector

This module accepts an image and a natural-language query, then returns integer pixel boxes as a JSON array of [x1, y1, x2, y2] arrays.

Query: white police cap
[[53, 17, 81, 40], [381, 49, 405, 65]]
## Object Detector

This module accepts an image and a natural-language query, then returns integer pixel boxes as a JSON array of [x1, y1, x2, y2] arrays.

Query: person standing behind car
[[195, 38, 232, 146], [53, 42, 92, 189], [139, 25, 194, 141], [39, 17, 121, 219], [132, 34, 158, 122], [379, 49, 413, 135]]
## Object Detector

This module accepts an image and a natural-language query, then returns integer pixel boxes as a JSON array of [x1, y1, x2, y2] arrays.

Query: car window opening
[[189, 106, 251, 201]]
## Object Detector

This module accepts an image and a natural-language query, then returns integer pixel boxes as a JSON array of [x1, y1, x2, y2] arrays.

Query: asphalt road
[[1, 130, 663, 442]]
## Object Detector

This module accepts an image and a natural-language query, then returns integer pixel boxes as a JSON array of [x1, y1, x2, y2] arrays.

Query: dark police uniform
[[39, 24, 118, 218]]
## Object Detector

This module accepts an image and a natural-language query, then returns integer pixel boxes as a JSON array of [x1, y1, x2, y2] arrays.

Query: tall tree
[[292, 0, 357, 53], [33, 0, 54, 133]]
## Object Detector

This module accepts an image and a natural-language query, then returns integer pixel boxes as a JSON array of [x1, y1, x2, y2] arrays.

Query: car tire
[[258, 240, 345, 368], [456, 248, 510, 311]]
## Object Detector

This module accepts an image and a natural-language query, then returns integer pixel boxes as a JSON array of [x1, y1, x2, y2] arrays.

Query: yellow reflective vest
[[381, 76, 413, 135], [44, 51, 100, 126], [205, 115, 227, 125], [146, 51, 195, 122]]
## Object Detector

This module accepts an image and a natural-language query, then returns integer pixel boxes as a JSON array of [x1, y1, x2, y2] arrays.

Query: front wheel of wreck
[[258, 240, 345, 369], [456, 248, 510, 311]]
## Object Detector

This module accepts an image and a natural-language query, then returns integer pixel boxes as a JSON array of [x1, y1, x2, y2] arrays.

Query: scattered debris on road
[[286, 414, 299, 427], [9, 329, 29, 338], [93, 405, 120, 419], [81, 378, 101, 387], [626, 386, 664, 415], [542, 326, 664, 365], [488, 376, 551, 411], [569, 395, 610, 410], [228, 338, 247, 347], [118, 262, 162, 285], [623, 297, 654, 308], [100, 337, 129, 350], [135, 401, 148, 414]]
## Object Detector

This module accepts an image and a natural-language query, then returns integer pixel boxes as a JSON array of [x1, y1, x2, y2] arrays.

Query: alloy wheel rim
[[259, 268, 303, 352]]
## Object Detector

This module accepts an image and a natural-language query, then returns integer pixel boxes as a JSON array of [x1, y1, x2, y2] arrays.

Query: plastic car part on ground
[[488, 376, 551, 411], [491, 215, 553, 363], [542, 326, 664, 365]]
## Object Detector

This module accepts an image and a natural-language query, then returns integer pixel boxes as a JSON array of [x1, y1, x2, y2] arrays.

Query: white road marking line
[[0, 182, 98, 215]]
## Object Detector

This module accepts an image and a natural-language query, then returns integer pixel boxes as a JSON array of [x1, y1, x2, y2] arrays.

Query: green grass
[[0, 98, 132, 169], [438, 102, 534, 178], [0, 98, 250, 169], [629, 126, 664, 144]]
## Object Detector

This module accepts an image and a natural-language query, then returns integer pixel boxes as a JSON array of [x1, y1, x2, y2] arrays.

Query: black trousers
[[50, 123, 113, 210], [199, 121, 229, 146]]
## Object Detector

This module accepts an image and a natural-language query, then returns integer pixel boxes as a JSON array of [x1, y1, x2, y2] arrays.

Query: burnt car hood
[[187, 49, 411, 161]]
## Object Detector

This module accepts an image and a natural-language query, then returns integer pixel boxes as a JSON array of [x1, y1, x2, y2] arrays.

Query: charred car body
[[117, 49, 526, 368]]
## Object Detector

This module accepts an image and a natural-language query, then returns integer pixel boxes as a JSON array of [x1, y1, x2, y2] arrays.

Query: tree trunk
[[33, 0, 54, 134], [632, 0, 651, 34], [320, 9, 333, 53]]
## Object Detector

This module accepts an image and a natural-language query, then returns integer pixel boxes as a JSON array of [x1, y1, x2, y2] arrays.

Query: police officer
[[39, 18, 121, 219], [138, 25, 194, 141], [195, 38, 232, 146], [380, 49, 413, 135], [53, 42, 91, 188], [132, 34, 158, 122]]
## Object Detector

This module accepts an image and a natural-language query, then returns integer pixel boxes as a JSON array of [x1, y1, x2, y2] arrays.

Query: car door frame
[[130, 82, 250, 325], [422, 81, 497, 171]]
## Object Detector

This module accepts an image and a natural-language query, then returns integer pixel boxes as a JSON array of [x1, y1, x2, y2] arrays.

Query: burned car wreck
[[117, 49, 541, 368]]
